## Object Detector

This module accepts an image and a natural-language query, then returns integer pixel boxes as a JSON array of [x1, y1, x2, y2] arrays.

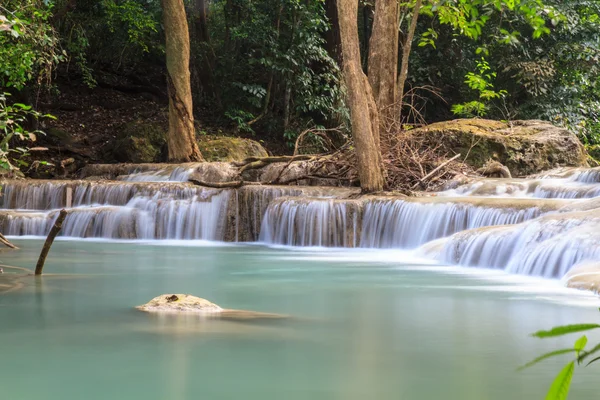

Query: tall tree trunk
[[397, 0, 422, 118], [192, 0, 221, 105], [368, 0, 399, 129], [162, 0, 204, 162], [324, 0, 342, 65], [337, 0, 385, 193]]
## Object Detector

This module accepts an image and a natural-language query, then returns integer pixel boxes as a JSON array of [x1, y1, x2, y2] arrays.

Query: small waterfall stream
[[3, 165, 600, 282]]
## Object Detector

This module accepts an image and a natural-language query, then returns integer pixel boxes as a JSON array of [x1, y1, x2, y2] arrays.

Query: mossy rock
[[411, 119, 588, 176], [198, 136, 268, 162], [113, 121, 166, 163]]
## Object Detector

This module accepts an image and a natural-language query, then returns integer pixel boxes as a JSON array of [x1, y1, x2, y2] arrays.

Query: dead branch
[[0, 233, 18, 249], [189, 179, 244, 188], [411, 153, 461, 189], [35, 209, 68, 276]]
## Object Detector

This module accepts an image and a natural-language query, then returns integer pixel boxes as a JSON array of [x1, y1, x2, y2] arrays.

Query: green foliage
[[523, 310, 600, 400], [0, 1, 63, 90], [452, 58, 507, 117], [0, 93, 52, 172], [207, 0, 347, 136], [103, 0, 158, 53]]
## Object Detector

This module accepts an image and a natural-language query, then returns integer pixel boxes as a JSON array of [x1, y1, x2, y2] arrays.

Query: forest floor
[[24, 80, 287, 179]]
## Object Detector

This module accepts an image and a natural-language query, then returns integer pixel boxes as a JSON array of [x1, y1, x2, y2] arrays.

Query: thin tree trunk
[[368, 0, 399, 120], [397, 0, 422, 117], [324, 0, 342, 65], [337, 0, 385, 193], [162, 0, 204, 162], [35, 209, 67, 276], [192, 0, 220, 106]]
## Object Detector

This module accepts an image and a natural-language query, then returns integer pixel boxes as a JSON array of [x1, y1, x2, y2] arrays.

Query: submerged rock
[[412, 119, 588, 177], [198, 136, 268, 162], [136, 294, 287, 321]]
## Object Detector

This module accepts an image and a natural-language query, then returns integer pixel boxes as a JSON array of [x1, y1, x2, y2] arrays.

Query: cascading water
[[4, 164, 600, 285]]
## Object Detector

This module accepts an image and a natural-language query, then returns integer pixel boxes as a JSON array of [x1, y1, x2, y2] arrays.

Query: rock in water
[[136, 294, 288, 321], [563, 262, 600, 294], [136, 294, 223, 313]]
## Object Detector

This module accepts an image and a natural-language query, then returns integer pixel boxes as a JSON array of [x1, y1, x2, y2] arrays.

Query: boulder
[[137, 294, 223, 314], [412, 119, 588, 176], [136, 294, 287, 321], [113, 121, 166, 163], [198, 136, 268, 162]]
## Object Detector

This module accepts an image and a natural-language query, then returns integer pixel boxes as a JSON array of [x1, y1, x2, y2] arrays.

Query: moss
[[198, 136, 268, 162], [113, 121, 166, 163], [411, 118, 588, 176]]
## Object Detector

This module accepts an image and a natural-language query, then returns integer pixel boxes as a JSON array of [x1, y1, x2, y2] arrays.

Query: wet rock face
[[112, 121, 167, 163], [136, 294, 224, 313], [413, 119, 588, 177], [197, 137, 268, 162], [564, 262, 600, 294]]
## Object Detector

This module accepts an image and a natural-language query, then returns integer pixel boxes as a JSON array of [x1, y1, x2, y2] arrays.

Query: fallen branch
[[0, 233, 18, 249], [189, 179, 244, 188], [411, 153, 461, 189], [35, 209, 68, 276]]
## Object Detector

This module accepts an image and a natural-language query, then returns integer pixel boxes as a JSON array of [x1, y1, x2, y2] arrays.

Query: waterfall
[[259, 197, 558, 248], [419, 210, 600, 279], [259, 197, 361, 247], [5, 164, 600, 284], [359, 198, 557, 249], [441, 178, 600, 199], [118, 167, 192, 182]]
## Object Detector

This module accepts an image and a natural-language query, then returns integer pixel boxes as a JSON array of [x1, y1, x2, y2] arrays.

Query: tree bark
[[397, 0, 422, 117], [337, 0, 385, 193], [162, 0, 204, 162], [368, 0, 399, 117], [35, 209, 67, 276]]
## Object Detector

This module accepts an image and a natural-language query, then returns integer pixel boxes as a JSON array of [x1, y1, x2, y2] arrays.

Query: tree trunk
[[397, 0, 422, 118], [192, 0, 219, 103], [337, 0, 385, 193], [162, 0, 204, 162], [368, 0, 399, 121], [324, 0, 342, 65]]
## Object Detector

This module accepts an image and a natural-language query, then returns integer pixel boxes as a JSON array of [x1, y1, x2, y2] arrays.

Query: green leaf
[[532, 324, 600, 338], [574, 335, 588, 354], [545, 361, 574, 400], [519, 349, 577, 370], [578, 343, 600, 364]]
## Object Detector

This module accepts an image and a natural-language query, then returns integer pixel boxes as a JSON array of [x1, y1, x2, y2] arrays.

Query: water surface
[[1, 239, 599, 400]]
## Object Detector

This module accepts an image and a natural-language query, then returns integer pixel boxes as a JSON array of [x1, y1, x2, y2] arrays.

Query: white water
[[3, 166, 600, 280]]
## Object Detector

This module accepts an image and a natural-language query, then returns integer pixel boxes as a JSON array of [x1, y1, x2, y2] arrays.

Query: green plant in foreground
[[0, 92, 53, 172], [521, 309, 600, 400]]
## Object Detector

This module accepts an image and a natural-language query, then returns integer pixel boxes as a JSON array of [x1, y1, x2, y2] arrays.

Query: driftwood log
[[35, 209, 68, 276], [188, 179, 244, 188]]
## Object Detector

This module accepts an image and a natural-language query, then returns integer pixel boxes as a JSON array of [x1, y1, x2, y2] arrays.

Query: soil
[[19, 79, 289, 179]]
